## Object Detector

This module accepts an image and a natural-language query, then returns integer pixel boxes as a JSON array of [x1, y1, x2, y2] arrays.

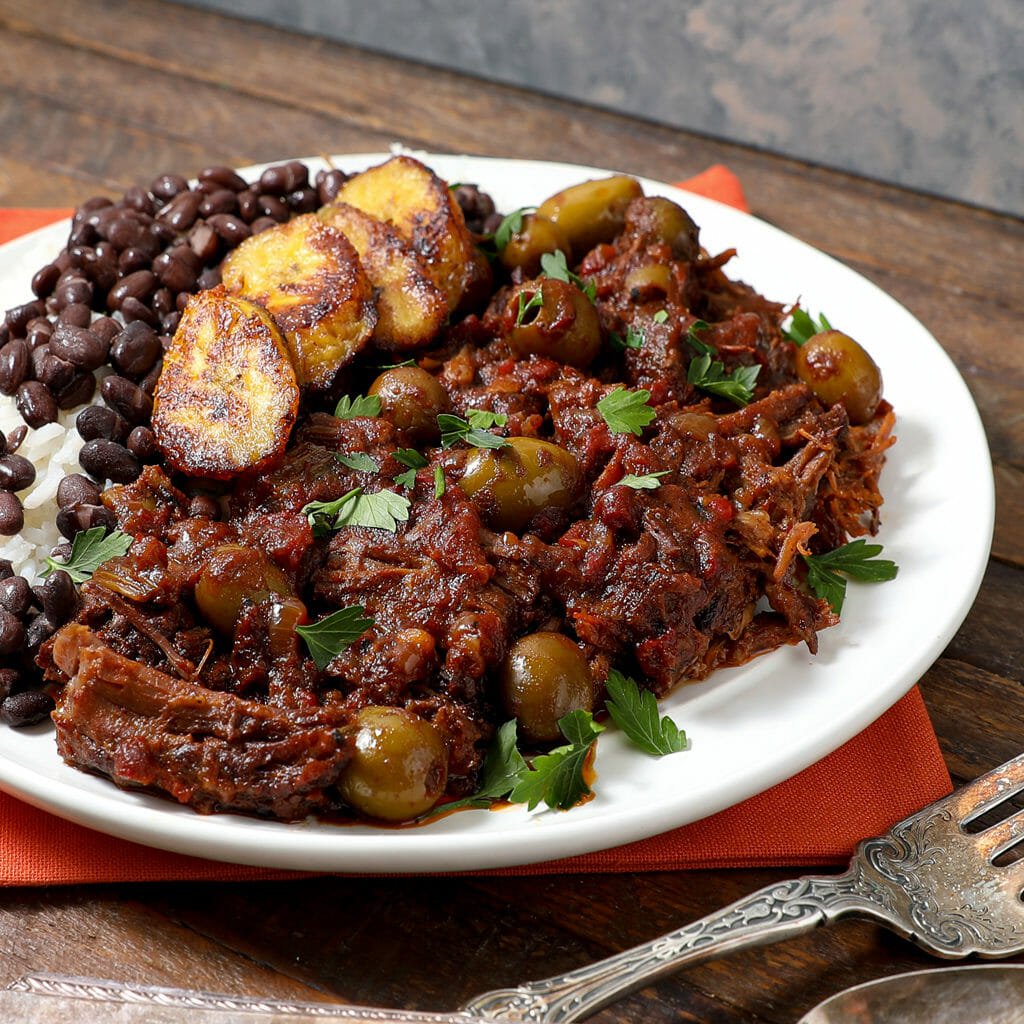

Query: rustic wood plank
[[994, 463, 1024, 567]]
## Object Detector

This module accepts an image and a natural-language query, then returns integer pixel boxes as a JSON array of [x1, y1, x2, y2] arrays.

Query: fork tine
[[974, 806, 1024, 861], [952, 751, 1024, 827]]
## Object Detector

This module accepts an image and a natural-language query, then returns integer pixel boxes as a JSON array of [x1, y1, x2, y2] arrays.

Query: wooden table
[[0, 2, 1022, 1020]]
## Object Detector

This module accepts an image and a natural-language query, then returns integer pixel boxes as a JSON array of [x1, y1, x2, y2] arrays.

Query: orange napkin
[[0, 169, 952, 885]]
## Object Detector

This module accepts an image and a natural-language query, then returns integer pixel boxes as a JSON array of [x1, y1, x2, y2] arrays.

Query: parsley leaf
[[617, 470, 669, 490], [303, 487, 410, 535], [510, 710, 605, 811], [803, 540, 899, 614], [334, 393, 382, 420], [685, 319, 715, 356], [610, 325, 645, 352], [597, 387, 656, 436], [42, 526, 133, 584], [540, 249, 597, 302], [433, 464, 446, 498], [784, 308, 833, 346], [604, 669, 687, 755], [493, 206, 536, 251], [376, 358, 417, 370], [392, 448, 428, 489], [653, 309, 669, 324], [335, 451, 380, 473], [515, 288, 544, 326], [687, 352, 760, 406], [438, 409, 509, 449], [295, 604, 373, 671]]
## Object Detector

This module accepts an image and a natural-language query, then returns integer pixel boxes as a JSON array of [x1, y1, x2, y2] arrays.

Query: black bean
[[107, 269, 156, 311], [5, 425, 26, 454], [79, 195, 114, 215], [315, 168, 349, 205], [1, 690, 55, 727], [150, 220, 177, 248], [66, 244, 94, 271], [40, 569, 77, 626], [101, 374, 152, 424], [33, 348, 76, 392], [56, 502, 117, 540], [0, 560, 10, 580], [122, 185, 155, 215], [250, 216, 278, 235], [0, 453, 35, 491], [199, 165, 248, 192], [198, 188, 238, 218], [76, 405, 129, 443], [50, 322, 109, 371], [157, 190, 202, 232], [150, 173, 189, 202], [15, 381, 58, 428], [0, 429, 5, 456], [187, 494, 219, 519], [152, 246, 201, 292], [83, 251, 119, 293], [287, 186, 319, 214], [4, 300, 45, 339], [207, 213, 251, 247], [259, 161, 308, 195], [90, 316, 121, 344], [160, 312, 181, 335], [0, 575, 32, 616], [236, 189, 259, 223], [0, 668, 19, 702], [67, 219, 98, 248], [25, 613, 56, 651], [78, 438, 141, 483], [256, 194, 289, 222], [120, 297, 160, 328], [0, 608, 24, 656], [54, 276, 93, 309], [55, 372, 97, 410], [188, 221, 220, 263], [31, 263, 61, 299], [197, 266, 222, 288], [117, 246, 151, 276], [139, 358, 163, 397], [25, 317, 53, 347], [152, 288, 174, 317], [0, 491, 23, 535], [110, 212, 155, 253], [126, 425, 156, 460], [0, 339, 29, 394], [57, 473, 101, 510], [57, 303, 90, 328]]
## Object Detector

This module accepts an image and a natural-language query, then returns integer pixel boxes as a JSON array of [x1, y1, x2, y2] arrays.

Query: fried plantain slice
[[330, 155, 491, 313], [221, 214, 377, 390], [319, 201, 448, 351], [152, 287, 300, 479]]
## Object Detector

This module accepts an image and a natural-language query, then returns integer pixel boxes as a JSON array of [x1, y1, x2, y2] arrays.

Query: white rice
[[0, 395, 93, 585]]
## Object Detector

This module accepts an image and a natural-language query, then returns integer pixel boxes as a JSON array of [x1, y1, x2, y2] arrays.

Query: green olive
[[624, 262, 673, 301], [536, 175, 644, 256], [505, 278, 601, 368], [624, 197, 700, 260], [500, 213, 572, 276], [194, 544, 293, 635], [459, 436, 581, 534], [500, 631, 593, 743], [368, 366, 450, 443], [794, 330, 883, 425], [338, 706, 448, 822]]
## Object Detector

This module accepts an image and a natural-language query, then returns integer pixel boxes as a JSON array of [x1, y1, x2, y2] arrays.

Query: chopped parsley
[[334, 393, 382, 420], [42, 526, 133, 584], [514, 288, 544, 326], [617, 470, 669, 490], [687, 353, 760, 406], [303, 487, 410, 535], [493, 206, 536, 251], [335, 451, 380, 473], [433, 464, 446, 498], [604, 669, 687, 755], [509, 710, 605, 810], [685, 319, 715, 356], [392, 448, 428, 489], [295, 604, 373, 671], [803, 540, 898, 614], [597, 387, 656, 436], [540, 249, 597, 303], [438, 409, 509, 449], [609, 325, 645, 352], [785, 308, 833, 346], [653, 309, 669, 324]]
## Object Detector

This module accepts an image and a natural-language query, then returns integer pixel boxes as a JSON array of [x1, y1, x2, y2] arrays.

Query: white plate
[[0, 153, 994, 873]]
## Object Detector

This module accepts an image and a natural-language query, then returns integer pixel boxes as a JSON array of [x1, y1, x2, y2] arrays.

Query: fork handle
[[462, 871, 864, 1023]]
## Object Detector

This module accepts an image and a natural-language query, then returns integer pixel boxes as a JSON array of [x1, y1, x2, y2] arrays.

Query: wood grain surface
[[0, 1, 1022, 1020]]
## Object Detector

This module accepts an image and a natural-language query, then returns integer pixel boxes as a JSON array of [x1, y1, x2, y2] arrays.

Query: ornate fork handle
[[463, 868, 879, 1023]]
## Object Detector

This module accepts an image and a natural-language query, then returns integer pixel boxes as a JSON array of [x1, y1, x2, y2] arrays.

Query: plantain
[[330, 155, 491, 313], [319, 201, 448, 351], [221, 214, 377, 390], [152, 287, 300, 479]]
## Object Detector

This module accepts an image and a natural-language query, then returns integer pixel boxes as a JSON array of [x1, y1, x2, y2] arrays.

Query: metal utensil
[[797, 965, 1024, 1023], [9, 752, 1024, 1023]]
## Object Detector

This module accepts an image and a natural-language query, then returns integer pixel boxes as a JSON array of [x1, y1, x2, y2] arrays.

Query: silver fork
[[463, 751, 1024, 1022]]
